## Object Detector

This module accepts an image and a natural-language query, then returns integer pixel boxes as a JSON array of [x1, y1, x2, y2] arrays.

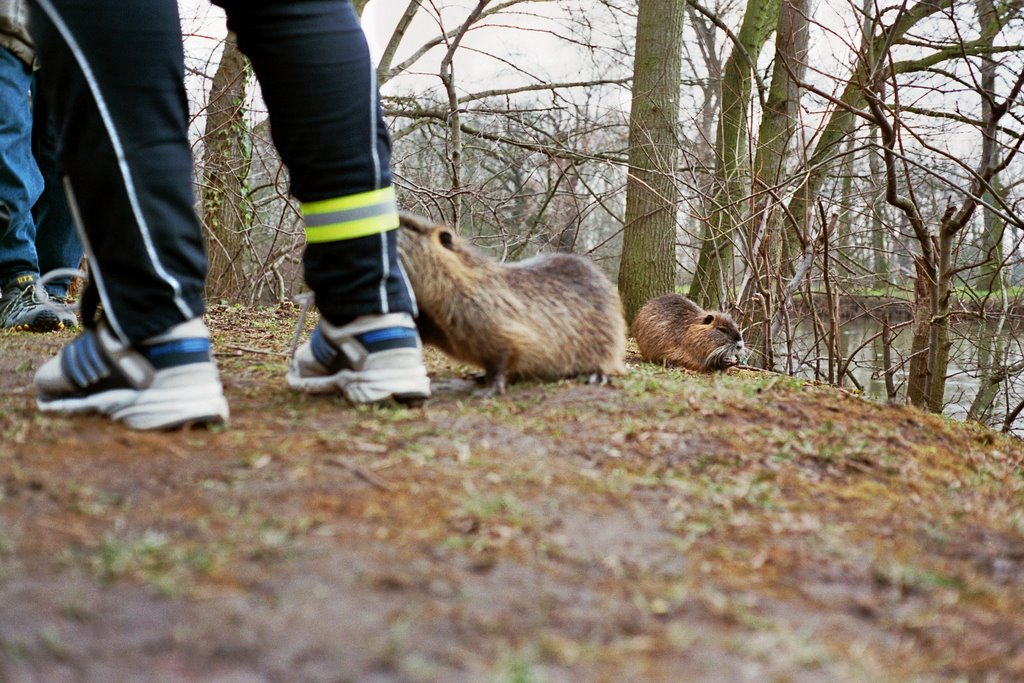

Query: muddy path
[[2, 303, 1024, 682]]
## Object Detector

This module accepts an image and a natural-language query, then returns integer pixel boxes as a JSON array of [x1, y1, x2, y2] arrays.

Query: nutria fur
[[397, 213, 626, 394], [632, 294, 744, 371]]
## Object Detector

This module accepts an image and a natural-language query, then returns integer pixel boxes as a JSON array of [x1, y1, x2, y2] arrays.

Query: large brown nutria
[[397, 213, 626, 394], [632, 294, 744, 371]]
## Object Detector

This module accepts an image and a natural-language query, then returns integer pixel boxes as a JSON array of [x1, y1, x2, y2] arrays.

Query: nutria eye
[[439, 231, 455, 250], [703, 314, 714, 325]]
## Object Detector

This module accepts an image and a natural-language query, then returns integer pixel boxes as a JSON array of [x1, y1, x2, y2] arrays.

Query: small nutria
[[632, 294, 744, 371], [397, 213, 626, 394]]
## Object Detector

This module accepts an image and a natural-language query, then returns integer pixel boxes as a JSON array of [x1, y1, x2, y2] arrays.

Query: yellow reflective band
[[302, 187, 399, 243], [304, 213, 399, 243]]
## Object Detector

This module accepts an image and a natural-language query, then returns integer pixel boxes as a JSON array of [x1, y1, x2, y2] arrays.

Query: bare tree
[[618, 0, 686, 324], [688, 0, 780, 310], [736, 0, 811, 368], [200, 32, 251, 302]]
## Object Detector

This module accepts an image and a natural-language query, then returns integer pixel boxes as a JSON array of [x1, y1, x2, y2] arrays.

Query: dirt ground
[[2, 303, 1024, 683]]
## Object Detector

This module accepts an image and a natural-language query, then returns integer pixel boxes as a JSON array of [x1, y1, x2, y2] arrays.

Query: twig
[[1002, 393, 1024, 434], [327, 457, 394, 492], [223, 344, 286, 357], [882, 320, 897, 401], [736, 364, 773, 373]]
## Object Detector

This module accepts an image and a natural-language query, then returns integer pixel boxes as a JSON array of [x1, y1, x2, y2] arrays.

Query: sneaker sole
[[8, 308, 63, 333], [286, 366, 431, 404], [37, 382, 229, 431]]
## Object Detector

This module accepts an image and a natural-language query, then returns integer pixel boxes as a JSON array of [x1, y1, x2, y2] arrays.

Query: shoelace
[[289, 291, 316, 359], [36, 267, 88, 317]]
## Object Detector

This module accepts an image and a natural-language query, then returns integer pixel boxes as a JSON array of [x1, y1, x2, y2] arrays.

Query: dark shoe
[[0, 283, 62, 332], [48, 295, 80, 330]]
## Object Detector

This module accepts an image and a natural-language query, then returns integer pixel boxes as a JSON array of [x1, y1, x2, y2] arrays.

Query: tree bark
[[689, 0, 779, 310], [738, 0, 810, 368], [202, 32, 251, 302], [974, 0, 1005, 296], [618, 0, 686, 325]]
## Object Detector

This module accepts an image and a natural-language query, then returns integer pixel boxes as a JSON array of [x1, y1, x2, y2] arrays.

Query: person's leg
[[28, 0, 227, 429], [218, 0, 428, 403], [32, 78, 83, 300], [0, 46, 63, 331], [32, 78, 82, 330], [30, 0, 206, 343], [0, 47, 41, 287]]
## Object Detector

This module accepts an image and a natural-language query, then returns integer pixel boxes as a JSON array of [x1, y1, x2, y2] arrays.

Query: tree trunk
[[923, 0, 1005, 411], [867, 124, 889, 290], [618, 0, 685, 325], [967, 317, 1007, 423], [689, 0, 779, 310], [976, 179, 1006, 294], [974, 0, 1004, 296], [202, 32, 251, 302], [906, 258, 934, 408], [738, 0, 810, 368], [928, 223, 954, 413]]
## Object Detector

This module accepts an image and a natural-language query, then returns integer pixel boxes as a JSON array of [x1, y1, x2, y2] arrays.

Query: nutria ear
[[703, 314, 715, 325], [439, 230, 455, 250], [399, 212, 426, 232]]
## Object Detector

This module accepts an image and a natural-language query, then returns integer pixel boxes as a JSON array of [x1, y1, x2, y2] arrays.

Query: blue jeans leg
[[33, 84, 82, 297], [0, 47, 43, 289]]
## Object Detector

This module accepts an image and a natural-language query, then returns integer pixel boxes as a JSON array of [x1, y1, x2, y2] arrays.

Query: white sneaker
[[287, 312, 430, 404], [35, 318, 229, 430]]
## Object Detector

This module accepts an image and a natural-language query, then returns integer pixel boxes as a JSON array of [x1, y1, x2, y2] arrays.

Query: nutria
[[397, 213, 626, 394], [632, 294, 744, 371]]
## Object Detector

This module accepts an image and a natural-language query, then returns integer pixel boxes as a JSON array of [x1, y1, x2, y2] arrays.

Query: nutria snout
[[632, 294, 744, 371]]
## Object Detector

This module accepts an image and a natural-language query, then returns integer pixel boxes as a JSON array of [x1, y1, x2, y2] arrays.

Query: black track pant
[[29, 0, 414, 344]]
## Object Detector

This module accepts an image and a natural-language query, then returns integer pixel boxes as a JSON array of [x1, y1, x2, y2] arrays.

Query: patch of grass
[[1, 637, 28, 662], [460, 493, 528, 527], [0, 529, 13, 555], [396, 442, 437, 464], [726, 622, 836, 670], [84, 530, 223, 596], [872, 561, 966, 594], [64, 482, 125, 517], [491, 645, 545, 683]]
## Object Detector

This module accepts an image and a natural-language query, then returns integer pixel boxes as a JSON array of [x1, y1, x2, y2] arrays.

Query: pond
[[774, 314, 1024, 435]]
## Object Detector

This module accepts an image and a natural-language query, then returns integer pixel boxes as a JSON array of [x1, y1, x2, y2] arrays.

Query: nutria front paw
[[471, 371, 506, 397]]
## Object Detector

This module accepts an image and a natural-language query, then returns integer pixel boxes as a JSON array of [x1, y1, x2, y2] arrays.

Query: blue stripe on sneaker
[[65, 338, 89, 388], [357, 327, 420, 354], [81, 333, 110, 381], [61, 331, 115, 389], [146, 339, 210, 357], [310, 325, 338, 367], [141, 338, 211, 369], [359, 327, 418, 344], [75, 334, 101, 385]]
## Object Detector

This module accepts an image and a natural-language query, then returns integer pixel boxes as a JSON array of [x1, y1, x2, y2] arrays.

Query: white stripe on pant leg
[[368, 58, 382, 189], [396, 259, 417, 318], [34, 0, 196, 342], [368, 56, 388, 314], [378, 231, 389, 314], [63, 177, 127, 342]]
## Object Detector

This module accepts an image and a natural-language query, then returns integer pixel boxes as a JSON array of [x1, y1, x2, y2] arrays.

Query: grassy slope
[[1, 303, 1023, 682]]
